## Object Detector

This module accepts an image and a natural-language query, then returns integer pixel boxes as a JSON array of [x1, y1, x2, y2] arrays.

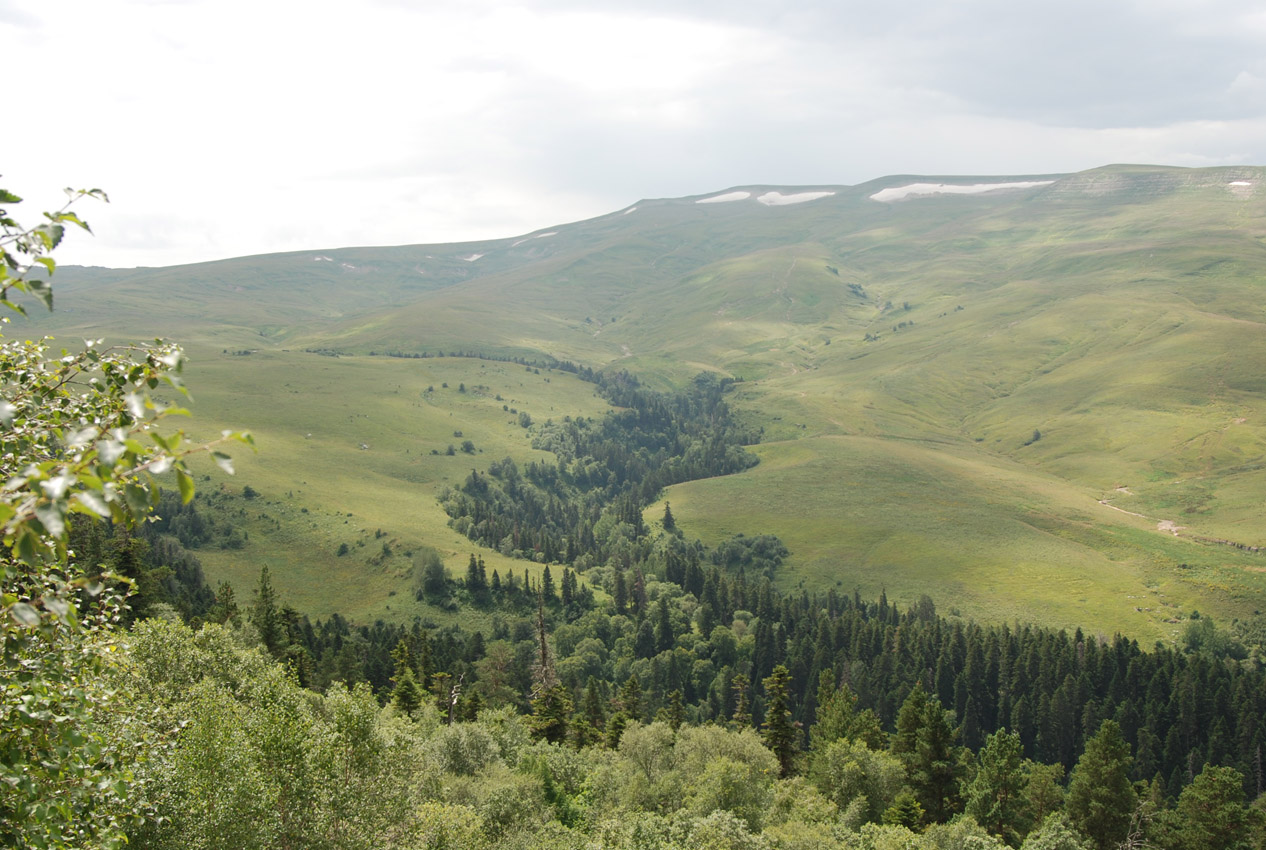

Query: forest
[[28, 352, 1266, 849], [4, 187, 1266, 850]]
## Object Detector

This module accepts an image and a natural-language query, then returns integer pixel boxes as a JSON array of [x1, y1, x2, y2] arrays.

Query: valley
[[29, 163, 1266, 641]]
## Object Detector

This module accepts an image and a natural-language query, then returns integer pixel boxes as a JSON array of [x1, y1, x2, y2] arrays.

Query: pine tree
[[731, 673, 752, 728], [391, 667, 424, 715], [662, 501, 676, 532], [252, 566, 286, 659], [619, 674, 643, 721], [912, 695, 965, 824], [1162, 764, 1259, 850], [541, 565, 556, 602], [811, 668, 856, 750], [966, 728, 1031, 845], [613, 570, 628, 615], [665, 689, 685, 732], [762, 664, 798, 777], [530, 683, 574, 744], [1066, 720, 1136, 850], [892, 684, 929, 763], [582, 676, 606, 738], [655, 595, 674, 653], [210, 580, 239, 625]]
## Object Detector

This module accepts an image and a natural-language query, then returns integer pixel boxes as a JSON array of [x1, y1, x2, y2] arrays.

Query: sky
[[5, 0, 1266, 268]]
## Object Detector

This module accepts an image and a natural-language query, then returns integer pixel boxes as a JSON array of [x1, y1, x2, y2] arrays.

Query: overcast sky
[[5, 0, 1266, 268]]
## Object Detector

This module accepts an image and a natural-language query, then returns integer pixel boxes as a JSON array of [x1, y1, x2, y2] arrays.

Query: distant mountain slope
[[25, 164, 1266, 638]]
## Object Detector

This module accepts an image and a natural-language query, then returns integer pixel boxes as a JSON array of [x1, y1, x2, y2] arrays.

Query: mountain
[[26, 164, 1266, 639]]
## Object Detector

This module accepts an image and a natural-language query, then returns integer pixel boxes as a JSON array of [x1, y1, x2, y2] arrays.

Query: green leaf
[[8, 602, 40, 627], [27, 277, 53, 311], [176, 468, 195, 504], [42, 596, 70, 621], [0, 401, 13, 427], [0, 189, 22, 204], [54, 211, 92, 233], [123, 483, 149, 516]]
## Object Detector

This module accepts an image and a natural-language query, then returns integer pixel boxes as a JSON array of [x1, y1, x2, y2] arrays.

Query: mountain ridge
[[24, 163, 1266, 638]]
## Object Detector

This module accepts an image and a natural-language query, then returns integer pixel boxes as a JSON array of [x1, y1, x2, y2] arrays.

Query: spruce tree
[[665, 689, 685, 732], [391, 667, 424, 715], [619, 674, 643, 721], [655, 595, 675, 653], [1066, 720, 1136, 850], [529, 683, 574, 744], [252, 566, 286, 659], [762, 664, 798, 777], [966, 728, 1031, 845], [1162, 764, 1259, 850], [731, 672, 752, 728], [912, 695, 965, 824]]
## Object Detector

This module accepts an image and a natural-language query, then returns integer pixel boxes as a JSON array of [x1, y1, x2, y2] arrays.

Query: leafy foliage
[[0, 184, 249, 848]]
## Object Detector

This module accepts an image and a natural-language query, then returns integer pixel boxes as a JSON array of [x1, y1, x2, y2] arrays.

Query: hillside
[[27, 164, 1266, 640]]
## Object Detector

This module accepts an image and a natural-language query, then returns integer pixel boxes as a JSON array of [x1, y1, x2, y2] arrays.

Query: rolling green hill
[[26, 164, 1266, 639]]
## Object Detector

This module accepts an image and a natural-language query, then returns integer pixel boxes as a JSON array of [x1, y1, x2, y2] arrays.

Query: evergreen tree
[[465, 553, 487, 596], [655, 595, 675, 653], [1066, 720, 1136, 850], [884, 789, 925, 830], [665, 689, 685, 732], [1024, 761, 1066, 827], [1159, 764, 1259, 850], [210, 580, 240, 625], [619, 674, 643, 721], [967, 728, 1031, 846], [892, 683, 930, 764], [581, 676, 606, 741], [662, 501, 676, 532], [762, 664, 799, 777], [613, 570, 628, 615], [731, 672, 752, 728], [252, 566, 286, 659], [541, 565, 556, 602], [912, 694, 966, 824], [390, 666, 424, 715], [530, 683, 574, 744], [634, 619, 656, 659]]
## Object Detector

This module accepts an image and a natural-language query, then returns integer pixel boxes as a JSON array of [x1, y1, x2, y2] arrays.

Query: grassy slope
[[25, 165, 1266, 638], [172, 348, 612, 622]]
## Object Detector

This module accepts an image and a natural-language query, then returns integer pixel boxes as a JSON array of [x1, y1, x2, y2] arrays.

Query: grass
[[25, 164, 1266, 638], [172, 348, 612, 621], [656, 435, 1264, 642]]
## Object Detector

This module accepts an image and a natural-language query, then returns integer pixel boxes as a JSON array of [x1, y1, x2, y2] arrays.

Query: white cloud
[[5, 0, 1266, 267]]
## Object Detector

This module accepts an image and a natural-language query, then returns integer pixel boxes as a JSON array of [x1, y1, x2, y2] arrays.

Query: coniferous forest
[[5, 185, 1266, 850], [42, 355, 1266, 850]]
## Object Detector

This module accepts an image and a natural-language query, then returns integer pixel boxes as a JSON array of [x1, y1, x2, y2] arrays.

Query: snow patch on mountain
[[696, 191, 751, 204], [511, 232, 558, 247], [757, 191, 835, 206], [870, 181, 1054, 202]]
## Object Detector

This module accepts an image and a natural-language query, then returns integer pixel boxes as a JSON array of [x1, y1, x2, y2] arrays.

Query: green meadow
[[172, 348, 612, 621], [30, 165, 1266, 638], [654, 435, 1265, 643]]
